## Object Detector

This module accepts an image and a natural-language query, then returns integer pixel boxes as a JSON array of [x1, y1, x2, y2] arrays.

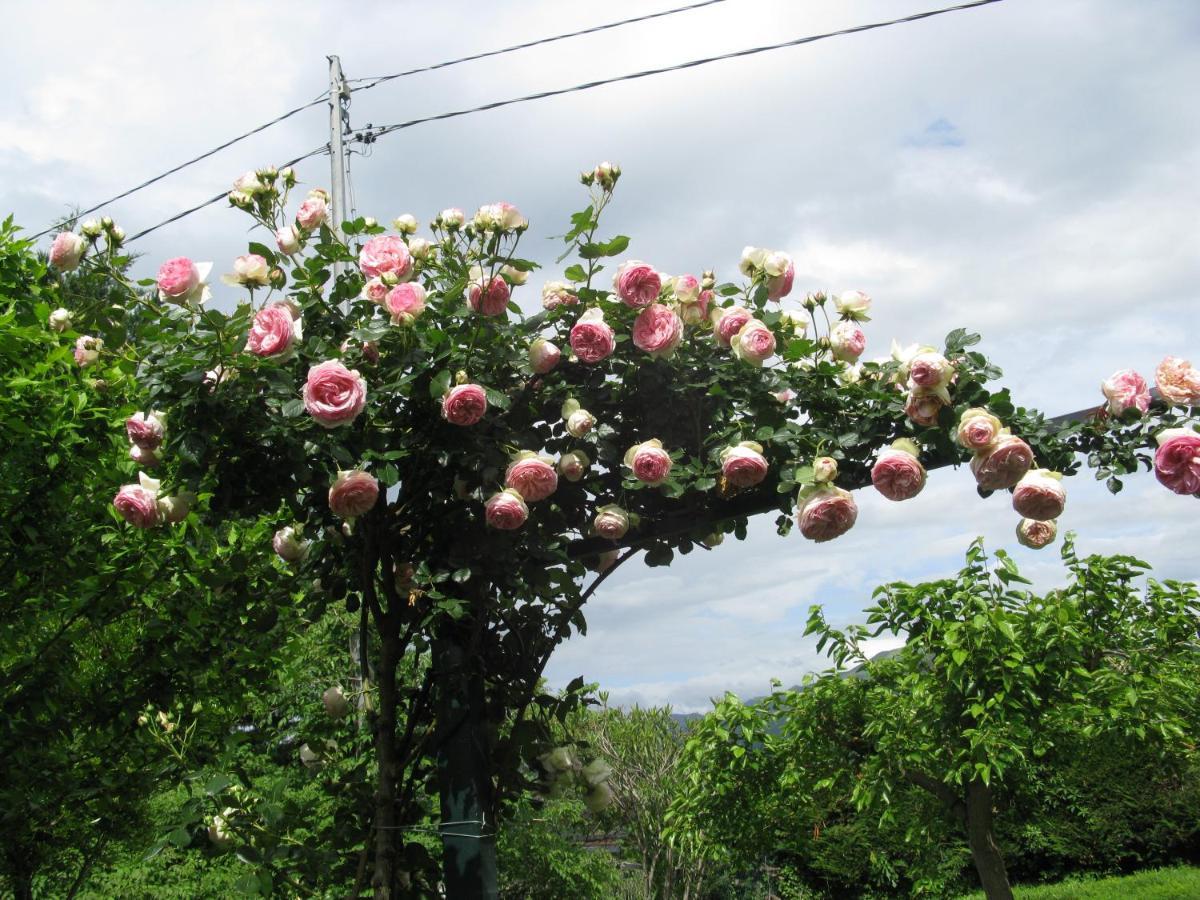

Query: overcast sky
[[3, 0, 1197, 712]]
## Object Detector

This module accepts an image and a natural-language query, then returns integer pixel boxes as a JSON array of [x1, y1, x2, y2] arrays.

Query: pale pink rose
[[485, 489, 528, 529], [156, 257, 200, 299], [1155, 357, 1200, 408], [957, 408, 1002, 452], [303, 360, 367, 428], [359, 235, 413, 279], [473, 202, 527, 232], [593, 504, 630, 540], [1101, 369, 1150, 416], [529, 338, 561, 374], [721, 442, 768, 489], [765, 260, 795, 301], [566, 408, 596, 438], [830, 321, 866, 363], [632, 304, 683, 357], [673, 274, 701, 304], [126, 411, 165, 450], [971, 434, 1035, 491], [157, 492, 193, 524], [625, 440, 672, 486], [438, 207, 465, 229], [362, 277, 389, 304], [49, 232, 86, 271], [223, 254, 270, 287], [468, 275, 510, 316], [731, 319, 777, 366], [1016, 518, 1057, 549], [681, 289, 711, 326], [557, 450, 590, 482], [797, 486, 858, 542], [570, 309, 616, 364], [713, 306, 752, 348], [542, 281, 578, 310], [614, 261, 662, 308], [275, 225, 301, 255], [74, 335, 102, 368], [385, 283, 426, 325], [904, 388, 948, 427], [329, 470, 379, 518], [1012, 469, 1066, 521], [296, 195, 328, 230], [408, 237, 433, 260], [129, 444, 160, 468], [245, 304, 302, 358], [834, 290, 872, 321], [1153, 428, 1200, 495], [113, 475, 161, 529], [908, 351, 953, 389], [871, 448, 927, 502], [442, 383, 487, 426], [506, 455, 558, 502], [273, 526, 310, 563], [773, 388, 795, 404]]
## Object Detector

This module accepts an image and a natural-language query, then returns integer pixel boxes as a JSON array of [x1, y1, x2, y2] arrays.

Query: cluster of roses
[[112, 409, 195, 528], [47, 218, 129, 369], [1103, 359, 1200, 499]]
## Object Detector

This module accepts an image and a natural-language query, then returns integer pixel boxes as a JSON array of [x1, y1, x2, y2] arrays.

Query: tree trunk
[[8, 846, 34, 900], [965, 777, 1014, 900], [434, 637, 498, 899], [371, 632, 400, 899]]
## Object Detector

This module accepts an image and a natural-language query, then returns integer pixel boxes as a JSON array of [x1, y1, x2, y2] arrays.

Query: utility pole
[[327, 55, 350, 286]]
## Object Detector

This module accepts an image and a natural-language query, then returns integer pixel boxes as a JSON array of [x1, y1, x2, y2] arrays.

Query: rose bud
[[485, 489, 529, 530], [529, 337, 561, 374], [557, 450, 590, 482], [813, 456, 838, 484], [48, 307, 72, 332], [392, 213, 418, 234], [273, 526, 311, 563], [49, 231, 86, 271]]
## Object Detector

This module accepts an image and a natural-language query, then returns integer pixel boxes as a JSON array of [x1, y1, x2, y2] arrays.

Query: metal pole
[[327, 55, 350, 286]]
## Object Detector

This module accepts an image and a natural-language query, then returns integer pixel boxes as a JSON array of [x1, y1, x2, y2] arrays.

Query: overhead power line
[[346, 0, 732, 94], [33, 0, 731, 240], [355, 0, 1005, 145], [125, 145, 330, 244]]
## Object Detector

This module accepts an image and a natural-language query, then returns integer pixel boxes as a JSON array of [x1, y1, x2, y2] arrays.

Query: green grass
[[960, 865, 1200, 899]]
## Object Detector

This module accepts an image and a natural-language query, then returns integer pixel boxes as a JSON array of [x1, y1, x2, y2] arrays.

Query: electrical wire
[[356, 0, 1005, 145], [124, 145, 330, 244], [346, 0, 732, 94]]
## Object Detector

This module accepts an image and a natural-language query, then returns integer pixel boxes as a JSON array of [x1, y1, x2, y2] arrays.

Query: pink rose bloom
[[830, 321, 867, 363], [904, 388, 948, 427], [673, 274, 700, 304], [570, 309, 615, 364], [614, 260, 662, 308], [385, 283, 426, 325], [908, 351, 953, 389], [1153, 428, 1200, 495], [275, 225, 301, 255], [328, 469, 379, 518], [113, 473, 161, 529], [157, 257, 200, 299], [721, 442, 768, 489], [1012, 469, 1067, 521], [797, 486, 858, 543], [773, 388, 795, 404], [468, 275, 510, 317], [625, 440, 672, 486], [871, 447, 927, 502], [713, 306, 752, 348], [970, 434, 1034, 491], [49, 232, 86, 271], [442, 383, 487, 426], [1016, 517, 1057, 549], [506, 454, 558, 502], [1155, 357, 1200, 408], [74, 335, 102, 368], [957, 408, 1003, 452], [126, 411, 165, 450], [529, 338, 561, 374], [246, 304, 302, 358], [557, 450, 590, 482], [296, 195, 328, 230], [485, 489, 528, 530], [731, 319, 777, 366], [632, 304, 683, 357], [359, 235, 412, 279], [593, 504, 630, 540], [541, 281, 578, 310], [303, 360, 367, 428], [681, 289, 711, 326], [765, 260, 795, 301], [1101, 368, 1150, 416], [129, 444, 160, 468], [362, 277, 389, 304]]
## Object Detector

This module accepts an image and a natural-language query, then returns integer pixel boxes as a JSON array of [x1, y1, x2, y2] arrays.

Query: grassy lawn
[[960, 865, 1200, 899]]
